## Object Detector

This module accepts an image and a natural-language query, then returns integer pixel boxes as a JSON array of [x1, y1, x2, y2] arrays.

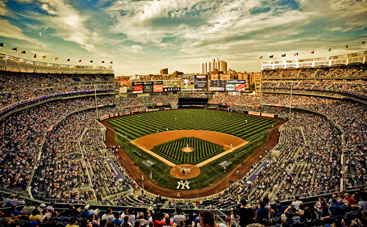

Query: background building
[[201, 58, 228, 74], [160, 68, 168, 75]]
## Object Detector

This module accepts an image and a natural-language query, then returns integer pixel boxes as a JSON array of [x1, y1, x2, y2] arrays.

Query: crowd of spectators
[[82, 127, 134, 201], [0, 95, 114, 193], [114, 94, 178, 109], [262, 80, 367, 97], [262, 65, 367, 79], [209, 93, 260, 107], [0, 71, 114, 110]]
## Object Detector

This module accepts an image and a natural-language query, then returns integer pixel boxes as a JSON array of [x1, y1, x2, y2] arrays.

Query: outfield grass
[[110, 109, 276, 190], [109, 109, 276, 141], [151, 137, 225, 165]]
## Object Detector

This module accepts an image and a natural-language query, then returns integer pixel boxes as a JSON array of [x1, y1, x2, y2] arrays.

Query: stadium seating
[[1, 62, 367, 226]]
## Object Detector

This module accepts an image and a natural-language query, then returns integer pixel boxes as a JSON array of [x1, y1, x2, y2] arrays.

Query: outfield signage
[[226, 84, 236, 91], [194, 74, 208, 91], [163, 80, 181, 92], [181, 75, 195, 91]]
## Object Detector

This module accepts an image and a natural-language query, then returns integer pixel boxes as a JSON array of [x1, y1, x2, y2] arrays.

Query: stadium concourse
[[0, 55, 367, 226]]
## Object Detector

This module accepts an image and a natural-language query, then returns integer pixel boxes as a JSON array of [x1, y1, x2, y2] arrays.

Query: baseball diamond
[[107, 109, 277, 193]]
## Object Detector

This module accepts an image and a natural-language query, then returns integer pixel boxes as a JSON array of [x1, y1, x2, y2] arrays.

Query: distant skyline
[[0, 0, 366, 76]]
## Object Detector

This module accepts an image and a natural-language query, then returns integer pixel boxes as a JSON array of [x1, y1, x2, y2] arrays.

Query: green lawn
[[109, 109, 276, 190], [151, 137, 225, 165]]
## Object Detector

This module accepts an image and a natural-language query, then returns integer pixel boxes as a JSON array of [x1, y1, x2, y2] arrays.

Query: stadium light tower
[[94, 84, 99, 119]]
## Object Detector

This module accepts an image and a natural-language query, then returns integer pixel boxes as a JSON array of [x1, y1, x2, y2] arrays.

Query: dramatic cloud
[[0, 0, 366, 75]]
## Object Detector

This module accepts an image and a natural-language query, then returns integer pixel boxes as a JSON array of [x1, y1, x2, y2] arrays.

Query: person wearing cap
[[38, 203, 47, 213], [82, 205, 95, 217], [236, 199, 254, 227]]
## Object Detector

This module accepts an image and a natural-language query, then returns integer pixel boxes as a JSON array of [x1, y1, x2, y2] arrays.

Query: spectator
[[236, 199, 254, 227], [66, 216, 80, 227]]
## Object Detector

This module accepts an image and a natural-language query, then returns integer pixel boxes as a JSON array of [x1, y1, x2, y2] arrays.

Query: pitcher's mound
[[181, 147, 194, 152], [170, 164, 201, 179]]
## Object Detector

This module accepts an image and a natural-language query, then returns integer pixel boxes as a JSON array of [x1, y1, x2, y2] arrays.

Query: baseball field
[[107, 109, 277, 192]]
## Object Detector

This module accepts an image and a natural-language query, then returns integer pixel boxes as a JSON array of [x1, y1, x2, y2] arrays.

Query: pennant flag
[[34, 54, 37, 58], [21, 50, 26, 54], [362, 41, 366, 45], [67, 59, 70, 61], [281, 54, 286, 57], [294, 53, 298, 56], [12, 47, 17, 51], [345, 45, 348, 48], [42, 55, 47, 59], [54, 57, 58, 60], [328, 48, 331, 51], [259, 56, 263, 59], [0, 43, 4, 47], [311, 51, 314, 54], [269, 55, 274, 58], [110, 61, 113, 64], [90, 60, 93, 63], [78, 59, 82, 62], [101, 61, 104, 63]]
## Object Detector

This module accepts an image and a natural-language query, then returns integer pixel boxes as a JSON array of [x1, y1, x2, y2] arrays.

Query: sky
[[0, 0, 366, 76]]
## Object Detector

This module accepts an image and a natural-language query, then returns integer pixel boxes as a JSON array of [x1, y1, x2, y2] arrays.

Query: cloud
[[131, 45, 142, 53], [0, 1, 8, 15], [0, 19, 45, 46]]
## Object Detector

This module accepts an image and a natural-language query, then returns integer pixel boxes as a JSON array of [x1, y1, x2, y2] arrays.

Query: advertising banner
[[143, 84, 153, 93], [261, 113, 275, 118], [226, 84, 236, 91], [209, 87, 225, 91], [163, 80, 181, 92], [235, 84, 245, 92], [153, 85, 163, 92], [133, 85, 143, 93], [249, 111, 260, 116], [226, 80, 246, 84], [194, 74, 208, 91]]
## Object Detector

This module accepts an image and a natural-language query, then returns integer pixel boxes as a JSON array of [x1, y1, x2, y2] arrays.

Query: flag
[[362, 41, 366, 45], [101, 61, 104, 63], [311, 51, 314, 54], [34, 54, 37, 58], [78, 60, 82, 62], [281, 54, 286, 57], [21, 50, 26, 54], [110, 61, 113, 64], [12, 47, 17, 51], [345, 45, 348, 48], [54, 57, 58, 60], [0, 43, 4, 47], [328, 48, 331, 51], [269, 55, 274, 58], [259, 56, 263, 59], [67, 59, 70, 61], [42, 55, 47, 59], [90, 60, 93, 63], [294, 53, 298, 56]]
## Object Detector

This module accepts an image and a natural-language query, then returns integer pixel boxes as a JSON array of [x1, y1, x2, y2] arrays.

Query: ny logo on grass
[[177, 180, 190, 190]]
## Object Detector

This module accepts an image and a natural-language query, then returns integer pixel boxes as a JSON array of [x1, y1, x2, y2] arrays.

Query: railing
[[262, 50, 367, 70], [0, 53, 114, 74]]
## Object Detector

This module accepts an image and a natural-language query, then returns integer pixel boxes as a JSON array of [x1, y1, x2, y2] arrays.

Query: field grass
[[109, 109, 276, 141], [109, 109, 276, 190], [151, 137, 225, 165]]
